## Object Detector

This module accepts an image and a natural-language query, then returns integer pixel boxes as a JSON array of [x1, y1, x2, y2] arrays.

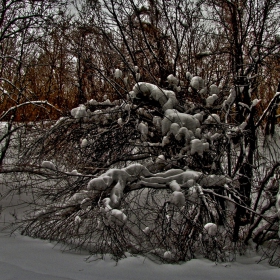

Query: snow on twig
[[0, 101, 61, 119]]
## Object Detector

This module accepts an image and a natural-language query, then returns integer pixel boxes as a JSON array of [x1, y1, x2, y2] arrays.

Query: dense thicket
[[1, 0, 280, 119], [1, 0, 280, 265]]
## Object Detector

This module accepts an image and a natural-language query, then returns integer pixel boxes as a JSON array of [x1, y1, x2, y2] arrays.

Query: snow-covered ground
[[0, 231, 279, 280], [1, 218, 280, 280], [1, 192, 280, 280]]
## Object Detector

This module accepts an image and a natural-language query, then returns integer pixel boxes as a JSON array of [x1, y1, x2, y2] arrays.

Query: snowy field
[[0, 230, 280, 280], [1, 203, 280, 280], [0, 192, 279, 280]]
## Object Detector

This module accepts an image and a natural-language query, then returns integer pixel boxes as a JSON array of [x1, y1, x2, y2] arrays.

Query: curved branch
[[255, 92, 280, 128], [0, 101, 61, 120]]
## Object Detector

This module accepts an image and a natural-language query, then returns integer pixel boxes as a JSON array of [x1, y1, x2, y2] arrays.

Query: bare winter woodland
[[1, 0, 280, 265]]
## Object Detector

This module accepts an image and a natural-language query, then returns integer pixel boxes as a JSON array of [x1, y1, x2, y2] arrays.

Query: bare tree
[[0, 0, 68, 166]]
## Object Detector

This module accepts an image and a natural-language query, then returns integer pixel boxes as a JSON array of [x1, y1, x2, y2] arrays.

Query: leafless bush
[[1, 72, 279, 265]]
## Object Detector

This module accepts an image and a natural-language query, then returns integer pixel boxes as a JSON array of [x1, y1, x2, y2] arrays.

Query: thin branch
[[0, 101, 61, 120], [255, 92, 280, 128]]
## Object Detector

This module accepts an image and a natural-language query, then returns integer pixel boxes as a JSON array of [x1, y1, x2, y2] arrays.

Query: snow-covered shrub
[[3, 71, 280, 266]]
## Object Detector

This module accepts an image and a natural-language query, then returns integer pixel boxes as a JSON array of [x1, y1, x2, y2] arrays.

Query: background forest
[[1, 0, 280, 122]]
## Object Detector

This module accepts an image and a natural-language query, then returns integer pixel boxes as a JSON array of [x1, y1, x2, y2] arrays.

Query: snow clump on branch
[[190, 76, 204, 91], [71, 104, 88, 119], [132, 82, 179, 111], [162, 109, 201, 135], [204, 223, 218, 236]]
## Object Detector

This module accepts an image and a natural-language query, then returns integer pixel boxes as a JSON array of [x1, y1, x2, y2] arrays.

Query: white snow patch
[[206, 94, 218, 106], [71, 105, 87, 119], [163, 251, 172, 260], [169, 180, 181, 191], [204, 223, 218, 236], [143, 227, 150, 234], [81, 138, 88, 148], [204, 114, 221, 124], [0, 225, 279, 280], [167, 74, 179, 86], [114, 68, 123, 79], [190, 76, 204, 91], [109, 209, 127, 226], [74, 216, 82, 225], [170, 191, 185, 207], [41, 161, 56, 170]]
